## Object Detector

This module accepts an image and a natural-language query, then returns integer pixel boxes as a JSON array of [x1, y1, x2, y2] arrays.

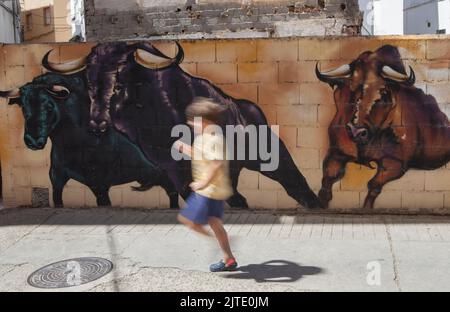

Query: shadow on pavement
[[221, 260, 323, 283]]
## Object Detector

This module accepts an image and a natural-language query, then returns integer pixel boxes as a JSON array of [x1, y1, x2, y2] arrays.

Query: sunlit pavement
[[0, 208, 449, 292]]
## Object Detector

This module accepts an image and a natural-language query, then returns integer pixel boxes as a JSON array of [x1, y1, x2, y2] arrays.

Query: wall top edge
[[1, 35, 450, 47]]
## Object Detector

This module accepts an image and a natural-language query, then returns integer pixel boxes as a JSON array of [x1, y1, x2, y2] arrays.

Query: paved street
[[0, 208, 449, 292]]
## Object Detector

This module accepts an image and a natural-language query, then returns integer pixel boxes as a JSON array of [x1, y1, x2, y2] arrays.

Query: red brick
[[277, 104, 318, 127], [197, 62, 237, 84], [279, 61, 317, 83], [182, 41, 216, 63], [427, 40, 450, 60], [257, 39, 298, 61], [300, 82, 334, 105], [238, 62, 278, 83], [259, 83, 299, 105], [217, 40, 257, 63], [297, 127, 329, 148], [299, 38, 340, 61]]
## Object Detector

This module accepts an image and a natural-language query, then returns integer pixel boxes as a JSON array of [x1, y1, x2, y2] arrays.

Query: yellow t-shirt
[[191, 132, 233, 200]]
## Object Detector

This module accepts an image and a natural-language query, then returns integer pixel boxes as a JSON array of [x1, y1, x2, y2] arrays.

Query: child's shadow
[[221, 260, 323, 283]]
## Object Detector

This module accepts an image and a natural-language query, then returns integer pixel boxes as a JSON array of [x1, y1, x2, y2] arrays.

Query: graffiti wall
[[0, 37, 449, 212]]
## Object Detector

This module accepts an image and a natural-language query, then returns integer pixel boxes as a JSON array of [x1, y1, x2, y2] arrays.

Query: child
[[174, 97, 238, 272]]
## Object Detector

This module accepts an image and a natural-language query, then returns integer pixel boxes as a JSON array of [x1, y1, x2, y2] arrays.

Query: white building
[[359, 0, 404, 35], [404, 0, 450, 34], [0, 0, 21, 43], [359, 0, 450, 35], [69, 0, 85, 41]]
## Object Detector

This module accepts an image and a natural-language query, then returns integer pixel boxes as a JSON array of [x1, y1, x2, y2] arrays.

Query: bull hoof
[[362, 201, 375, 210], [97, 201, 112, 207], [318, 197, 330, 209], [302, 196, 325, 210], [169, 202, 179, 209], [318, 190, 331, 209]]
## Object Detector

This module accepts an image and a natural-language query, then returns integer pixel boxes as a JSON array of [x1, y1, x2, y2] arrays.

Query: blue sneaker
[[210, 259, 238, 272]]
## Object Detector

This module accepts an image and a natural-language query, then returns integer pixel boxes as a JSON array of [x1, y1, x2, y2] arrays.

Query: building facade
[[20, 0, 72, 42], [404, 0, 450, 35], [0, 0, 21, 43], [359, 0, 403, 35], [69, 0, 86, 41], [359, 0, 450, 35], [84, 0, 362, 41]]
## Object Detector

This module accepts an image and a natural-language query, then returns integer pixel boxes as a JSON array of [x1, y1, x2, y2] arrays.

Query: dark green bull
[[1, 72, 178, 208]]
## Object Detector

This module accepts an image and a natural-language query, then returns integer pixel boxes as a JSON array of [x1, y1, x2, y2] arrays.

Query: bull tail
[[131, 183, 154, 192]]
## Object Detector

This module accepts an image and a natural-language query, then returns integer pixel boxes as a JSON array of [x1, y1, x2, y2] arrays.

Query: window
[[26, 13, 32, 31], [437, 29, 446, 34], [43, 7, 51, 25]]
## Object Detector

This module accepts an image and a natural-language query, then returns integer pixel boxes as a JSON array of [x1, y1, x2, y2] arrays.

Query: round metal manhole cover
[[27, 257, 113, 289]]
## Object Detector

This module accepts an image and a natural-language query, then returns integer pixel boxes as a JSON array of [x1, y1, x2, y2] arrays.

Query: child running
[[174, 97, 238, 272]]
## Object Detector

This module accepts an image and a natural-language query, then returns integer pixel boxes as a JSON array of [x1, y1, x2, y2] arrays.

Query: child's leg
[[177, 214, 212, 237], [208, 217, 235, 261]]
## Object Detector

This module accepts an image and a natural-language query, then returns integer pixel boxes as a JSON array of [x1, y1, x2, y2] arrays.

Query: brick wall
[[84, 0, 362, 41], [0, 36, 449, 213]]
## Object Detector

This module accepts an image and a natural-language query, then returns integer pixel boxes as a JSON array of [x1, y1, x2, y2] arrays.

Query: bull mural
[[316, 45, 450, 209], [0, 52, 179, 208], [85, 42, 321, 209]]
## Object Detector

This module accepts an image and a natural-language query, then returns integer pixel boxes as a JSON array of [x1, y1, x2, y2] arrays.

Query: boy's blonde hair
[[186, 97, 227, 124]]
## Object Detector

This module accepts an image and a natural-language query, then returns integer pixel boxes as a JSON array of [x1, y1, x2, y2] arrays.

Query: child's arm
[[190, 160, 223, 191]]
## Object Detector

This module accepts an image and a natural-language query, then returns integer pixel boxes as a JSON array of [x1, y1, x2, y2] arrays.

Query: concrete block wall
[[84, 0, 362, 40], [0, 36, 449, 212]]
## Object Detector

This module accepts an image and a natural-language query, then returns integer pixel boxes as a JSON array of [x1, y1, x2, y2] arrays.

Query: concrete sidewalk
[[0, 208, 449, 292]]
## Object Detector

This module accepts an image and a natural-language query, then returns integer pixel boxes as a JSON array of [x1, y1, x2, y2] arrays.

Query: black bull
[[86, 42, 321, 209]]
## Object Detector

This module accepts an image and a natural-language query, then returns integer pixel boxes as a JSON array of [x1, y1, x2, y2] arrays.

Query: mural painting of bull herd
[[1, 42, 449, 210]]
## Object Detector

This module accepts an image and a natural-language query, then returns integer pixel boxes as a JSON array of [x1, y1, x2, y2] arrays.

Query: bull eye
[[46, 85, 70, 99]]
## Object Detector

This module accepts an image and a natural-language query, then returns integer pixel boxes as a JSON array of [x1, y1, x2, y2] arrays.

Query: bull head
[[315, 45, 415, 144], [1, 50, 87, 150], [0, 50, 86, 105], [88, 41, 185, 134]]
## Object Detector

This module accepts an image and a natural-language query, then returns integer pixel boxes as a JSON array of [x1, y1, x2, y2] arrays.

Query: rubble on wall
[[84, 0, 362, 40]]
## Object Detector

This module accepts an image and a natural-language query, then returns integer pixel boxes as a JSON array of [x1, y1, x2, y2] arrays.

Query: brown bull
[[316, 45, 450, 209]]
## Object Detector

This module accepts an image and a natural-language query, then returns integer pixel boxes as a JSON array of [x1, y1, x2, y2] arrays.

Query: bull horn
[[316, 62, 351, 85], [0, 88, 20, 98], [135, 42, 184, 69], [381, 65, 415, 85], [318, 64, 351, 77], [42, 50, 86, 74]]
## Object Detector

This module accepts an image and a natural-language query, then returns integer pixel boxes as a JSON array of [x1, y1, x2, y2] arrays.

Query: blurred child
[[174, 97, 237, 272]]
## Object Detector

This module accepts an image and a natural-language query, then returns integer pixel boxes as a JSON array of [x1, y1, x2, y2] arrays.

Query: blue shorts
[[180, 192, 224, 225]]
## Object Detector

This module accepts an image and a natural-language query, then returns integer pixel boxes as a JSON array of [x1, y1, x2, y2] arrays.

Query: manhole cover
[[27, 257, 113, 289]]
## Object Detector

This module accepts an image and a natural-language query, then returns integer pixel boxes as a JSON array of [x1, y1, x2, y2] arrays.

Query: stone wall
[[0, 36, 449, 213], [84, 0, 362, 40]]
